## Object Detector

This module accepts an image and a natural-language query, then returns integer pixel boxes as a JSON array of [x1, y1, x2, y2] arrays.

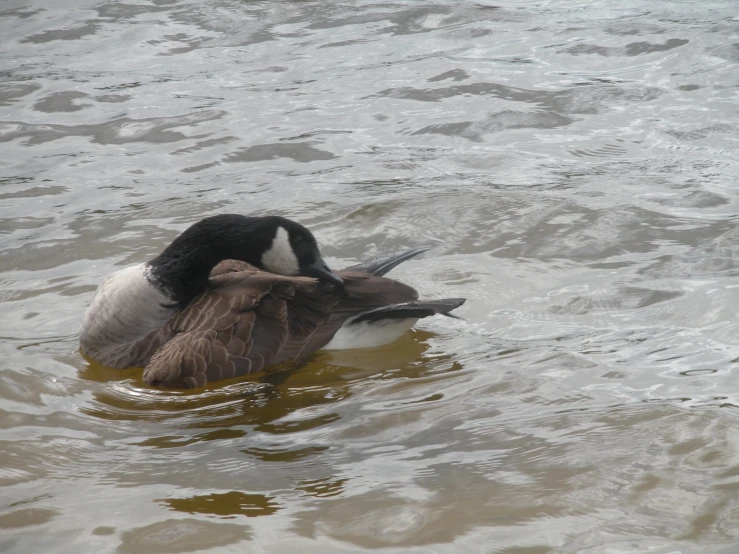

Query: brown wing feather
[[140, 263, 421, 389], [268, 279, 341, 364], [142, 268, 272, 388]]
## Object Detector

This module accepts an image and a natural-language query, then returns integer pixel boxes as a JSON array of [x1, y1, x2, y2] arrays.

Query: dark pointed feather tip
[[443, 312, 466, 321], [443, 297, 466, 319]]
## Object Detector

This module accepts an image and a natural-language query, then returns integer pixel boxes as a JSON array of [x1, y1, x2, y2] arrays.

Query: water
[[1, 0, 738, 552]]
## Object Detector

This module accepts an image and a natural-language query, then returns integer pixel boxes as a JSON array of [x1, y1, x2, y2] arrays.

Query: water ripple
[[1, 0, 738, 552]]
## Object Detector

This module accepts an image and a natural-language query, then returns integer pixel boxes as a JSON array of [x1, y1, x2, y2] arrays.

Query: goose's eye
[[294, 235, 305, 245]]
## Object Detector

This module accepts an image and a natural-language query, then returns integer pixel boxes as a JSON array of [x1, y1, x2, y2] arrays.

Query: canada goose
[[80, 214, 465, 388]]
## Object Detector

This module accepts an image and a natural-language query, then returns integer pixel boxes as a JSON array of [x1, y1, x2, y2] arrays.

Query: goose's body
[[80, 215, 465, 389]]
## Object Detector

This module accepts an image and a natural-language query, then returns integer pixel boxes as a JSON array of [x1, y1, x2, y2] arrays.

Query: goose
[[80, 214, 465, 388]]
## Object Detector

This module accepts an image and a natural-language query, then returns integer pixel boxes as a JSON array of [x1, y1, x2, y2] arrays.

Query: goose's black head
[[149, 214, 343, 306]]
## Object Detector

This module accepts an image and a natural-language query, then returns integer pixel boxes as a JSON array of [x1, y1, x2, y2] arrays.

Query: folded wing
[[142, 255, 434, 389], [142, 262, 343, 388]]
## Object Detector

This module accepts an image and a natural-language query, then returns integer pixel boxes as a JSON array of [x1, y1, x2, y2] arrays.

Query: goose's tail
[[350, 298, 466, 323], [342, 249, 466, 321], [324, 249, 465, 351]]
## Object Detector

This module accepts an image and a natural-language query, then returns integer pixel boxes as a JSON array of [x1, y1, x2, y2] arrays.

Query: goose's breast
[[80, 264, 175, 364]]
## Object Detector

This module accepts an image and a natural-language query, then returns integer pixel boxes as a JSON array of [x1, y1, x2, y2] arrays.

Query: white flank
[[322, 317, 419, 350], [80, 264, 176, 364], [261, 226, 299, 275]]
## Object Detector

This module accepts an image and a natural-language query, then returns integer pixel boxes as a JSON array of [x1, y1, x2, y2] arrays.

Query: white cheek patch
[[261, 226, 300, 275]]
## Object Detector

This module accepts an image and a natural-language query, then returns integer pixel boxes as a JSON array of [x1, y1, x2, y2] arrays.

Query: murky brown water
[[2, 1, 739, 552]]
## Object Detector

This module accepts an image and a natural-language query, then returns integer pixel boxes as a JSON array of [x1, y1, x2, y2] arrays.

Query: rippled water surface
[[2, 1, 739, 552]]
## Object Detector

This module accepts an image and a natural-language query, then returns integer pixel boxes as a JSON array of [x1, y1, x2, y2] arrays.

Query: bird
[[79, 214, 465, 388]]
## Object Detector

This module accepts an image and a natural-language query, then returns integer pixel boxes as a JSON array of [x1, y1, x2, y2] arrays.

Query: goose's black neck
[[147, 214, 277, 307]]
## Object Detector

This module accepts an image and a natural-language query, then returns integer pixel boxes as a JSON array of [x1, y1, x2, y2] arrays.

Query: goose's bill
[[300, 258, 344, 287]]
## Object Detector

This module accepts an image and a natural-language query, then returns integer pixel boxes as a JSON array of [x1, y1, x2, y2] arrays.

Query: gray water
[[1, 1, 739, 552]]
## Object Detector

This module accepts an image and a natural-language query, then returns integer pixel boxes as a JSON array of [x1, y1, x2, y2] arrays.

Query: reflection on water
[[159, 492, 282, 518], [1, 0, 739, 552]]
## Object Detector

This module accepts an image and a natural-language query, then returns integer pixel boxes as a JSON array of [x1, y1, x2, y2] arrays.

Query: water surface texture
[[2, 1, 739, 552]]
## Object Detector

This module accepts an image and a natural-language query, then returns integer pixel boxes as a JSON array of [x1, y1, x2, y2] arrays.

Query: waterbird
[[80, 214, 465, 388]]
